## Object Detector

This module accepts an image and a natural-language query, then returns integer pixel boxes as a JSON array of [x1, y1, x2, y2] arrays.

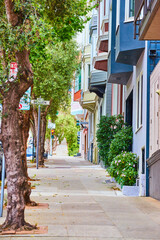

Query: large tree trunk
[[1, 89, 35, 230], [1, 0, 35, 230]]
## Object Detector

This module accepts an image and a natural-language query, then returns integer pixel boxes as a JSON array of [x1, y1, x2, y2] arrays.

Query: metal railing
[[134, 0, 154, 38], [134, 0, 144, 22]]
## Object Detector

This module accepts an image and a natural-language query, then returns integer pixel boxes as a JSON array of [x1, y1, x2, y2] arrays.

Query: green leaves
[[34, 0, 96, 40], [108, 126, 133, 165], [96, 114, 125, 166], [108, 152, 139, 187], [55, 113, 79, 156], [31, 40, 79, 117]]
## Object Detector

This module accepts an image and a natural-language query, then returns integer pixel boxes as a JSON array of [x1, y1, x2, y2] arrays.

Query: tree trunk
[[32, 107, 38, 147], [20, 110, 37, 206], [39, 114, 47, 166], [1, 90, 35, 230], [1, 0, 36, 230], [32, 107, 47, 166], [20, 110, 30, 179]]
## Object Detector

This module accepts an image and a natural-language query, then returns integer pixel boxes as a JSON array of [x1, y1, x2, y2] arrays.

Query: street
[[1, 143, 160, 239]]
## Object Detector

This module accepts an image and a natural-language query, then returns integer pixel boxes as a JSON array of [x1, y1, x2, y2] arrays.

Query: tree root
[[26, 200, 38, 206], [0, 220, 37, 232]]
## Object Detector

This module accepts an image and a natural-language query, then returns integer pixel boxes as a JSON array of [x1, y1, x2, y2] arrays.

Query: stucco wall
[[125, 46, 147, 196]]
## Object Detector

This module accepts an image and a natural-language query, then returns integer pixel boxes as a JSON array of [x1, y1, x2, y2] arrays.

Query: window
[[125, 0, 135, 21], [129, 0, 135, 17], [136, 72, 143, 130]]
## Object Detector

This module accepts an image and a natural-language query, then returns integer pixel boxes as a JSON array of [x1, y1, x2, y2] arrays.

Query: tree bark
[[20, 110, 37, 206], [1, 88, 35, 230], [32, 107, 46, 166], [39, 114, 47, 166]]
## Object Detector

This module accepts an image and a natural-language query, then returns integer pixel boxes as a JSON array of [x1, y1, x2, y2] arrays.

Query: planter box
[[122, 185, 139, 196]]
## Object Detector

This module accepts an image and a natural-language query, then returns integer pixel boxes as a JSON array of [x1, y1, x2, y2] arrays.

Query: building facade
[[78, 0, 160, 199], [134, 0, 160, 200]]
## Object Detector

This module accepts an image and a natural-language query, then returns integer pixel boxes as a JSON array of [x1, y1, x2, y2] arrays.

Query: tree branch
[[4, 0, 19, 26]]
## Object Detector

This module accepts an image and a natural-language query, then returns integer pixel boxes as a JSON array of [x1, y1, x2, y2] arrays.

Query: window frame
[[125, 0, 135, 22]]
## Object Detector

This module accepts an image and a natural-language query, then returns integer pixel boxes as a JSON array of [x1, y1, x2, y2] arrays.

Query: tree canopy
[[0, 0, 95, 231], [55, 112, 79, 156]]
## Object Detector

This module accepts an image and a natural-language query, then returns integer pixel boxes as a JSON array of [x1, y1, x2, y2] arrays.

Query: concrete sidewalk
[[1, 156, 160, 239]]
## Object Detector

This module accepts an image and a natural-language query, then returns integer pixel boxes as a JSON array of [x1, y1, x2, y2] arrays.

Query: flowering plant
[[108, 126, 133, 165], [108, 152, 139, 186]]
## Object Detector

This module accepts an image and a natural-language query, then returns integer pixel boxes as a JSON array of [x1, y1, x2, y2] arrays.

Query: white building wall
[[125, 45, 147, 196]]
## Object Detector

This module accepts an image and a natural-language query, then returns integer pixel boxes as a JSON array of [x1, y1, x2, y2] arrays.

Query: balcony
[[93, 53, 108, 71], [115, 0, 145, 65], [80, 91, 97, 113], [107, 0, 133, 85], [108, 51, 133, 85], [89, 71, 107, 98], [134, 0, 160, 40], [101, 19, 109, 35], [97, 34, 108, 52]]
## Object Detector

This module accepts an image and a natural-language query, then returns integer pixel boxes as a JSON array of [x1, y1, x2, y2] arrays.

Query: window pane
[[129, 0, 135, 17]]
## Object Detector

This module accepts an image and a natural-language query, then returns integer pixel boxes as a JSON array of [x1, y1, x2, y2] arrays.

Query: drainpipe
[[146, 41, 150, 197]]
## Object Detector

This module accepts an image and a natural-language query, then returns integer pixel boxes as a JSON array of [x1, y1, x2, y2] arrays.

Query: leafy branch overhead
[[0, 0, 95, 231], [0, 0, 95, 90], [31, 40, 79, 116]]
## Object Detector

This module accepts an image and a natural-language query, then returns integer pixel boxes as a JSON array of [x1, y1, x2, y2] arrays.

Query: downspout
[[146, 41, 150, 197]]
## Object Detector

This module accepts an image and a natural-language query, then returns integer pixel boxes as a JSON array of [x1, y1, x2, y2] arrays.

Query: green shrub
[[108, 152, 139, 186], [68, 142, 79, 156], [108, 126, 133, 165], [96, 114, 125, 166]]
